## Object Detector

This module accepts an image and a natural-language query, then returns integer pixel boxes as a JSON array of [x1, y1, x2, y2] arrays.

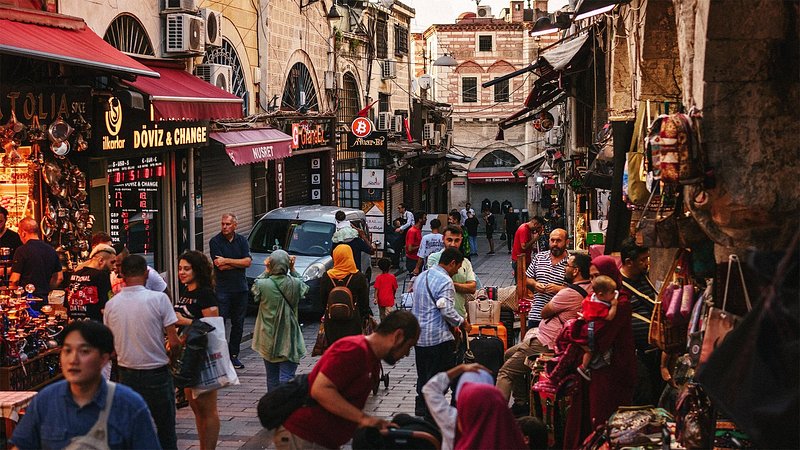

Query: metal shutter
[[200, 147, 254, 250], [284, 155, 311, 206]]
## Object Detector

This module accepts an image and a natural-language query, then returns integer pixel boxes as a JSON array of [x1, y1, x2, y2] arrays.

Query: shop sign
[[275, 159, 285, 208], [361, 169, 384, 189], [347, 130, 387, 152], [95, 97, 208, 153], [1, 85, 91, 125], [310, 157, 322, 202], [291, 121, 330, 150]]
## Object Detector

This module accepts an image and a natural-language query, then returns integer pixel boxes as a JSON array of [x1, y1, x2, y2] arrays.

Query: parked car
[[246, 206, 372, 315]]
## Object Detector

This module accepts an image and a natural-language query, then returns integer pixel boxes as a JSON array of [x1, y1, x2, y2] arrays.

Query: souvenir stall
[[0, 85, 94, 391]]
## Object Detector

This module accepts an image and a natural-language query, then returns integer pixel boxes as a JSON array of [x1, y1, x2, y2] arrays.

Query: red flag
[[357, 100, 378, 118], [404, 117, 413, 143]]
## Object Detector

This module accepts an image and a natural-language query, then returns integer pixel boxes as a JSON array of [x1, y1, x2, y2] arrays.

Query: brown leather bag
[[699, 254, 752, 365]]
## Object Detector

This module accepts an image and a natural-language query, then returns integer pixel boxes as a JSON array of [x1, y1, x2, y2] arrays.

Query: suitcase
[[530, 363, 571, 449], [467, 325, 506, 377], [468, 323, 508, 351], [499, 307, 516, 348]]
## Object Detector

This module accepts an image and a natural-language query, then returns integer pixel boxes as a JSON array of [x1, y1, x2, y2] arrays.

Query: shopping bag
[[699, 255, 752, 365], [191, 316, 240, 396], [467, 299, 501, 325], [311, 321, 328, 357]]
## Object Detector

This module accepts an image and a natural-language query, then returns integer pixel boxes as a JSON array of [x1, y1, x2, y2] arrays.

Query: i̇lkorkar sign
[[95, 97, 209, 153], [347, 117, 387, 152]]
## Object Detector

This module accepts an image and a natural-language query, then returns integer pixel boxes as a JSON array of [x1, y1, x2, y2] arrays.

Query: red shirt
[[373, 272, 398, 307], [405, 226, 422, 260], [283, 335, 380, 448], [511, 223, 532, 267]]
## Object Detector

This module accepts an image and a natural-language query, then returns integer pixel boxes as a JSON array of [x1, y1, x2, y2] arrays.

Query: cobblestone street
[[176, 238, 516, 449]]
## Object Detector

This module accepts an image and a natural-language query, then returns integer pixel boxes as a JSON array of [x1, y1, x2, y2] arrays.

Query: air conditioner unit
[[445, 133, 453, 149], [381, 60, 397, 79], [324, 71, 342, 90], [164, 0, 196, 12], [201, 8, 222, 47], [377, 112, 393, 131], [423, 123, 435, 140], [433, 131, 441, 145], [477, 5, 493, 18], [166, 13, 205, 53], [393, 115, 404, 133], [546, 125, 563, 145], [195, 63, 233, 92]]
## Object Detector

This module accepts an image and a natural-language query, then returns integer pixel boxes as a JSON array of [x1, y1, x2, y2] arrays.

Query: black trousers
[[414, 340, 456, 417]]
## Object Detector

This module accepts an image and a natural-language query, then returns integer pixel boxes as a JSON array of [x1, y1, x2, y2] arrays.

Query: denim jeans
[[118, 365, 177, 450], [264, 360, 300, 392], [217, 290, 248, 357], [468, 236, 478, 255]]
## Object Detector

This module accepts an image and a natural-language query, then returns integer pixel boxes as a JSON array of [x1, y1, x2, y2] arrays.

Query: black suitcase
[[353, 414, 441, 450], [467, 325, 505, 377], [500, 307, 517, 348]]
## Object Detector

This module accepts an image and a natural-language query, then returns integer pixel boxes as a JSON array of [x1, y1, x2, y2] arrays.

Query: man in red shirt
[[511, 216, 545, 277], [275, 311, 420, 449], [404, 211, 426, 274]]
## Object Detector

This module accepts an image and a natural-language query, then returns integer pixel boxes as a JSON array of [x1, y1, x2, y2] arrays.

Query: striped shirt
[[412, 265, 464, 347], [622, 274, 657, 350], [525, 251, 568, 324]]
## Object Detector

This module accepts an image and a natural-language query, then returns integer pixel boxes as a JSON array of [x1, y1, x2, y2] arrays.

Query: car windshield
[[286, 221, 335, 256], [248, 219, 291, 253]]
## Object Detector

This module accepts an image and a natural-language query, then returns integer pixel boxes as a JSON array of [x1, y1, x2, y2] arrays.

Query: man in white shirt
[[413, 218, 444, 275], [109, 244, 167, 294], [104, 254, 180, 450], [459, 203, 474, 225]]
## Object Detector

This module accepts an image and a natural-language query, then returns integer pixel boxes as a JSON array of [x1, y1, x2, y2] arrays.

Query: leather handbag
[[626, 100, 651, 205], [699, 254, 752, 365], [649, 251, 689, 352], [467, 299, 501, 325], [311, 321, 328, 357]]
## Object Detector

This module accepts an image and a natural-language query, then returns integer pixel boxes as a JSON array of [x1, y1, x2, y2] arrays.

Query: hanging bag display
[[699, 254, 752, 365], [626, 100, 651, 205], [648, 251, 689, 352]]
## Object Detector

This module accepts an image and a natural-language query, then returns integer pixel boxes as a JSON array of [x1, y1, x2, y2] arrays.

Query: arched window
[[476, 149, 520, 168], [338, 72, 360, 123], [282, 62, 319, 112], [203, 39, 249, 116], [103, 14, 155, 56]]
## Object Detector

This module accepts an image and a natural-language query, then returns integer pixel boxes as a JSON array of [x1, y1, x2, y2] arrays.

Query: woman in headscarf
[[251, 250, 308, 392], [321, 245, 370, 345], [563, 255, 636, 449], [455, 383, 528, 450]]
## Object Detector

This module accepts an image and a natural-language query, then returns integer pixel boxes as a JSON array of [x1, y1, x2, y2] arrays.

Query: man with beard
[[275, 311, 420, 450], [525, 229, 569, 328], [497, 252, 591, 411]]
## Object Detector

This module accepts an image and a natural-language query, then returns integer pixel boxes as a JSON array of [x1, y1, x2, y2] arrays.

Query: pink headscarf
[[455, 383, 527, 450]]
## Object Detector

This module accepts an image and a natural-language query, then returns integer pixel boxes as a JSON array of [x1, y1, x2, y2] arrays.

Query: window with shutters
[[338, 72, 360, 123], [376, 18, 388, 59], [478, 35, 493, 52], [394, 25, 408, 56], [379, 93, 390, 113], [494, 79, 510, 102], [462, 77, 478, 103]]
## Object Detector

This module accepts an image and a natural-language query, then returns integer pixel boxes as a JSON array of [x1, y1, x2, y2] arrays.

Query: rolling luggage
[[499, 307, 516, 348], [468, 323, 508, 351], [467, 325, 505, 377]]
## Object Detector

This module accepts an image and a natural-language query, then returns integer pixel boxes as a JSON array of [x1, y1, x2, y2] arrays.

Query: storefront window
[[337, 161, 360, 208]]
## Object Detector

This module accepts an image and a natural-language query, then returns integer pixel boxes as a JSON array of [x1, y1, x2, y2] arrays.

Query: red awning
[[0, 6, 159, 79], [210, 128, 293, 166], [468, 171, 526, 183], [125, 60, 243, 121]]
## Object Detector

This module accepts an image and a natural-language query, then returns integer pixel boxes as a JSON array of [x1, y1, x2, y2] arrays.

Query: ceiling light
[[433, 53, 457, 67], [573, 0, 629, 21]]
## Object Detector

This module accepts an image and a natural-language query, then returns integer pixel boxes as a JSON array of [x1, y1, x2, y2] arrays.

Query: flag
[[357, 100, 378, 118], [404, 117, 413, 143]]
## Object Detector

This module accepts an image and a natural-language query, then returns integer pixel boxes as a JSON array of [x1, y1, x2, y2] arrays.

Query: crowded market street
[[177, 245, 514, 450]]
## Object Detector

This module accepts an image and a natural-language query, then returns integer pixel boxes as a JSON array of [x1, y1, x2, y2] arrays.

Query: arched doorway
[[469, 149, 525, 217]]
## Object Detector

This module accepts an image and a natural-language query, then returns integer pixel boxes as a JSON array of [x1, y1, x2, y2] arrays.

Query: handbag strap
[[270, 277, 295, 312], [722, 254, 752, 312]]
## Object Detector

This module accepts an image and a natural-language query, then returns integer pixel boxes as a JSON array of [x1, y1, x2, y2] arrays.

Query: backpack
[[257, 374, 316, 429], [647, 112, 704, 185], [326, 274, 355, 321]]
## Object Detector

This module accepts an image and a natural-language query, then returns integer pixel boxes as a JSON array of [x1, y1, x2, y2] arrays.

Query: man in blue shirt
[[209, 213, 252, 369], [11, 321, 160, 450], [411, 247, 466, 418]]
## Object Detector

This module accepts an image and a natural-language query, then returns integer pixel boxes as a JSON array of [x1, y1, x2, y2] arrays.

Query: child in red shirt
[[373, 258, 398, 321], [577, 275, 619, 380]]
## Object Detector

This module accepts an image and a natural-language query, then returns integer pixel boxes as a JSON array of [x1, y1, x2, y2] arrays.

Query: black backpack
[[257, 374, 316, 429], [326, 274, 355, 321]]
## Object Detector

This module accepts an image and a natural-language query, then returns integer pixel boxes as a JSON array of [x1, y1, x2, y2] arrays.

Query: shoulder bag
[[649, 251, 689, 352], [64, 382, 117, 450], [699, 254, 752, 365]]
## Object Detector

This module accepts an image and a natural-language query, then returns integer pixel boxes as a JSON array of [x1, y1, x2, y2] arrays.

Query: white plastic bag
[[191, 316, 240, 396]]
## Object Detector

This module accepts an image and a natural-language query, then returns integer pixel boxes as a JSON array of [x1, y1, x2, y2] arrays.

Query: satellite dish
[[418, 74, 432, 90]]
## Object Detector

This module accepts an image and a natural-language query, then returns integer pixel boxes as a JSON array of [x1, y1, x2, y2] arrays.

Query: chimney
[[510, 1, 525, 22]]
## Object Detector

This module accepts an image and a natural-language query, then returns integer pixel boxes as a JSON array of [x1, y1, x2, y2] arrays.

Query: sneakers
[[488, 251, 496, 255], [577, 366, 592, 381], [231, 356, 245, 370]]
